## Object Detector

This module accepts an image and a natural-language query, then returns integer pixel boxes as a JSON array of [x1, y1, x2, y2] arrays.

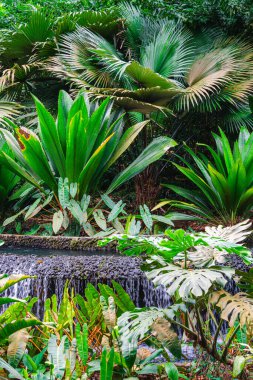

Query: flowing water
[[0, 247, 171, 318]]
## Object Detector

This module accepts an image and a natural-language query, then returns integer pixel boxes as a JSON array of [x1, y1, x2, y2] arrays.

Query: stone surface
[[0, 248, 171, 318], [0, 234, 117, 251]]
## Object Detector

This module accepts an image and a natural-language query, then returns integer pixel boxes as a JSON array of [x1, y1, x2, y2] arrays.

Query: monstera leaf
[[118, 307, 182, 358], [204, 220, 252, 244], [118, 308, 166, 343], [210, 291, 253, 330], [183, 246, 227, 268], [118, 306, 183, 342], [146, 264, 234, 299]]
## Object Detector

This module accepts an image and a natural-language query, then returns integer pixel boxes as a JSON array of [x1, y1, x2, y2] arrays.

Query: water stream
[[0, 245, 246, 322], [0, 247, 171, 318]]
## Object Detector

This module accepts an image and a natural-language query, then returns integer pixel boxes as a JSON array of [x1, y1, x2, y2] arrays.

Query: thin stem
[[54, 194, 62, 211], [211, 319, 223, 357], [208, 306, 219, 329], [28, 339, 41, 352], [87, 198, 102, 218], [171, 320, 198, 339], [195, 307, 208, 348], [220, 324, 240, 362]]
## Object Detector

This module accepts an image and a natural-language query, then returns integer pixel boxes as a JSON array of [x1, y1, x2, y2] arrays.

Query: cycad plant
[[50, 3, 253, 131], [160, 127, 253, 225], [0, 91, 176, 200]]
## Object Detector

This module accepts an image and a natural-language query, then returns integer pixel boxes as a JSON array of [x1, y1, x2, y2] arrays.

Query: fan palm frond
[[118, 2, 143, 59], [216, 103, 253, 131], [87, 86, 179, 113], [0, 63, 51, 101], [75, 9, 120, 38], [0, 10, 53, 64], [45, 5, 253, 127], [174, 38, 253, 114], [0, 99, 22, 125], [140, 21, 194, 79], [51, 26, 130, 89], [18, 9, 53, 42]]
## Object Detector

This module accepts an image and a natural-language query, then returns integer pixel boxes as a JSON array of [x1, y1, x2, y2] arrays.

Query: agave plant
[[50, 3, 253, 131], [0, 91, 176, 203], [158, 127, 253, 225]]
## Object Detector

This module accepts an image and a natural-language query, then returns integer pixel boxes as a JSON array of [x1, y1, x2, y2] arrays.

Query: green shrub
[[0, 0, 252, 35], [0, 91, 175, 199], [161, 127, 253, 225]]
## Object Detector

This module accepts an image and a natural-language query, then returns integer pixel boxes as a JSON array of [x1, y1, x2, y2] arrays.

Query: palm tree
[[50, 3, 253, 132], [0, 7, 121, 113]]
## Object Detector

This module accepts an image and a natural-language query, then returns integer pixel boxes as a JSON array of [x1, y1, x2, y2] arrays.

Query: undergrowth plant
[[158, 127, 253, 225], [0, 91, 175, 199], [3, 178, 178, 237], [100, 220, 253, 376], [0, 274, 41, 342], [0, 280, 182, 379]]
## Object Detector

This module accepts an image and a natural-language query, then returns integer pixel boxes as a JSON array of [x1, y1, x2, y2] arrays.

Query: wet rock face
[[0, 250, 171, 318], [225, 253, 253, 272], [0, 234, 117, 251], [0, 252, 143, 279], [1, 246, 251, 319]]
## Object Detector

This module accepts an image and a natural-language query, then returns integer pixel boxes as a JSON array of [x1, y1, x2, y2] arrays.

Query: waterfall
[[0, 250, 171, 318], [0, 247, 244, 319]]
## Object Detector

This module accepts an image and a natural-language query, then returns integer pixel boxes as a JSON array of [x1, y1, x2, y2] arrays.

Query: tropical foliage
[[0, 0, 252, 37], [0, 91, 175, 199], [158, 127, 253, 225], [49, 184, 175, 237], [0, 280, 182, 379], [100, 221, 253, 376], [50, 4, 253, 131], [1, 222, 253, 378], [0, 5, 252, 134], [0, 2, 253, 379], [0, 7, 121, 117], [0, 274, 41, 341], [0, 141, 20, 211]]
